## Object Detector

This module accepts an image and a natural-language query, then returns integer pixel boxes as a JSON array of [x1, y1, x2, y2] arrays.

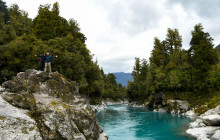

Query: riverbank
[[96, 104, 195, 140], [92, 95, 220, 140], [127, 100, 220, 140]]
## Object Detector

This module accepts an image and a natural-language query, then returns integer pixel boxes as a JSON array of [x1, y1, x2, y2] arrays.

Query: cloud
[[171, 0, 220, 18]]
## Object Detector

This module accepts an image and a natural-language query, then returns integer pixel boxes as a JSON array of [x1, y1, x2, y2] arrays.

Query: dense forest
[[0, 0, 126, 103], [127, 25, 220, 113]]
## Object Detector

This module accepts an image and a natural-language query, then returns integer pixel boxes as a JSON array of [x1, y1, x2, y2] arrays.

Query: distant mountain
[[112, 72, 133, 86], [215, 44, 220, 53]]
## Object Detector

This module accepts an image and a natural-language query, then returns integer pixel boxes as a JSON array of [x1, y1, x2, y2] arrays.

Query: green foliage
[[128, 24, 220, 108], [33, 3, 86, 43], [0, 1, 123, 104], [165, 28, 182, 54], [127, 58, 149, 101], [8, 4, 32, 36], [150, 37, 166, 67], [189, 23, 218, 93], [0, 0, 9, 23], [102, 73, 127, 101]]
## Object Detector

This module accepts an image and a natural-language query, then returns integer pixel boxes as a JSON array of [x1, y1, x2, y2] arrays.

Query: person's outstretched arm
[[51, 56, 58, 58], [35, 55, 42, 57]]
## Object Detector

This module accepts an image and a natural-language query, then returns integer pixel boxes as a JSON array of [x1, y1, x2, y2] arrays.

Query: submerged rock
[[0, 69, 107, 140]]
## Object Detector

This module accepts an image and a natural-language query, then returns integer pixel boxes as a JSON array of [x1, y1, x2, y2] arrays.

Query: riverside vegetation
[[127, 24, 220, 114]]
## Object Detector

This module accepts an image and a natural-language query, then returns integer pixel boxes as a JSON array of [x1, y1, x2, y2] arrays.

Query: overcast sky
[[6, 0, 220, 73]]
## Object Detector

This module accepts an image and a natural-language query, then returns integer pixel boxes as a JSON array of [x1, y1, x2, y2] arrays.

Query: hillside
[[112, 72, 133, 86]]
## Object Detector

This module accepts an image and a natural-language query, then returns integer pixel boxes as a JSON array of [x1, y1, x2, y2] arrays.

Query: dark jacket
[[45, 56, 56, 63], [37, 55, 46, 63]]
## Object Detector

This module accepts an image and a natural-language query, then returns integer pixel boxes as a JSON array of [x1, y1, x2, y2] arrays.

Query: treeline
[[0, 1, 126, 103], [127, 24, 220, 107]]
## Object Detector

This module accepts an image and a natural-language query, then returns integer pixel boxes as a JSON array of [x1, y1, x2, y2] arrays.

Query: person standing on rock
[[44, 52, 58, 73], [35, 53, 46, 71]]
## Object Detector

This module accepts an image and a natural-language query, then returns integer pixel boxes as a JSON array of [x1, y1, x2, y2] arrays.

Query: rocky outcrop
[[166, 99, 190, 114], [0, 69, 108, 140], [186, 105, 220, 140]]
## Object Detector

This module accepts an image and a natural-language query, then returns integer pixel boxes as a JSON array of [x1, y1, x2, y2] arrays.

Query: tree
[[189, 23, 218, 92], [107, 73, 117, 87], [139, 58, 149, 81], [68, 19, 86, 43], [165, 28, 182, 54], [33, 4, 54, 40], [8, 4, 32, 36], [150, 37, 166, 67], [132, 57, 140, 81], [0, 0, 9, 23]]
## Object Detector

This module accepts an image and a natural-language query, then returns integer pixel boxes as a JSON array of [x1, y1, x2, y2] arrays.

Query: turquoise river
[[96, 104, 196, 140]]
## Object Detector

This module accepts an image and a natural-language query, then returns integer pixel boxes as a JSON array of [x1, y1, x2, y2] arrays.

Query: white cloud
[[5, 0, 220, 73]]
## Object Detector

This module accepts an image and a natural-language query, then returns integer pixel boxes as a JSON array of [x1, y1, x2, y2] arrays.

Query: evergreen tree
[[189, 23, 218, 92], [165, 28, 182, 54], [0, 0, 9, 23], [132, 57, 140, 81], [150, 37, 166, 67], [8, 4, 32, 36], [33, 4, 54, 40]]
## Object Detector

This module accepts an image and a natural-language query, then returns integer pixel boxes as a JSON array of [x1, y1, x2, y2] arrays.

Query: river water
[[96, 104, 195, 140]]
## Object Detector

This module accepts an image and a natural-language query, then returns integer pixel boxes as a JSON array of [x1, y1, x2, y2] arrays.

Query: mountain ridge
[[112, 72, 133, 86]]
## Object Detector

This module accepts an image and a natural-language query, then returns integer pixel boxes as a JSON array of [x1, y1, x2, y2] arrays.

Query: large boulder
[[202, 115, 220, 126], [201, 105, 220, 126], [0, 69, 106, 140]]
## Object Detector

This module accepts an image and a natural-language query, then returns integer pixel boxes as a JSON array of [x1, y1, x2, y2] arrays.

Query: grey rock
[[186, 105, 220, 140], [202, 115, 220, 126], [0, 69, 106, 140], [212, 130, 220, 140]]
